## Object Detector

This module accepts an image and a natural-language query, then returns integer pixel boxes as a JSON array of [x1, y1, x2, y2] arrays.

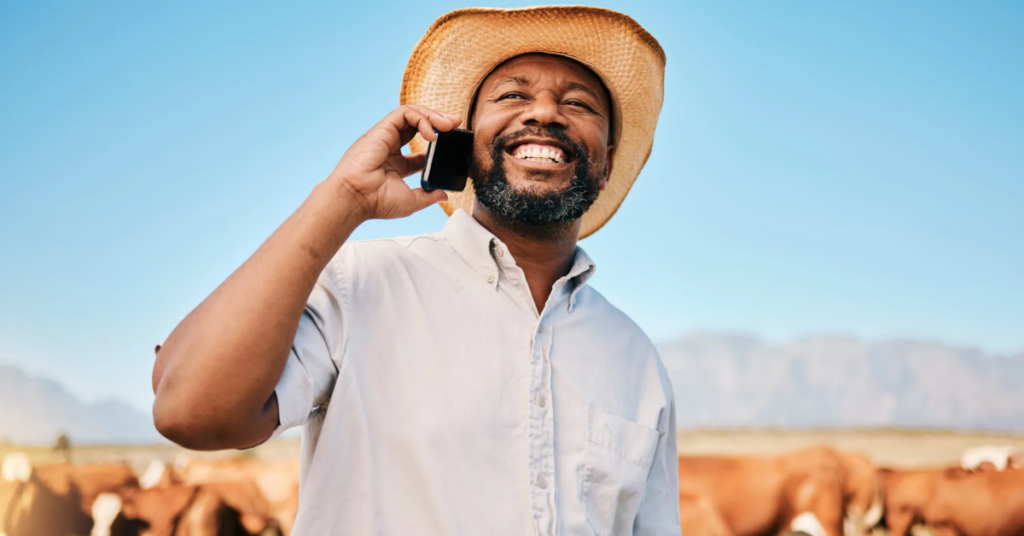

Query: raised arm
[[152, 106, 460, 450]]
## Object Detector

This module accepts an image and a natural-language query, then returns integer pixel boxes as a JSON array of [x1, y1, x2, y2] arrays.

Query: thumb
[[409, 187, 449, 212], [398, 152, 427, 178]]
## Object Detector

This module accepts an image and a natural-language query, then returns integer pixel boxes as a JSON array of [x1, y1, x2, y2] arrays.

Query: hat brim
[[401, 6, 665, 239]]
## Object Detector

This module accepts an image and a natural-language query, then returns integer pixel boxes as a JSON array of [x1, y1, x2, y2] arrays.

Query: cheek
[[468, 105, 516, 162], [470, 116, 504, 166], [472, 135, 494, 166], [592, 138, 614, 171]]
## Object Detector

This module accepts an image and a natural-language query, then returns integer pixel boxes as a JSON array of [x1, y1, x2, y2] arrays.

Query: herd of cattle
[[678, 444, 1023, 536], [1, 454, 296, 536], [1, 444, 1021, 536]]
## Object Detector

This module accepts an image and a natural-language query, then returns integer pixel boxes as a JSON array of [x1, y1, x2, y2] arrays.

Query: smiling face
[[469, 54, 615, 229]]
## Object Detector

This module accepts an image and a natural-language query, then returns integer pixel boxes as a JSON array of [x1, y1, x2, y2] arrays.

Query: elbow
[[153, 394, 213, 450], [153, 390, 231, 451], [152, 386, 273, 451], [150, 347, 230, 450]]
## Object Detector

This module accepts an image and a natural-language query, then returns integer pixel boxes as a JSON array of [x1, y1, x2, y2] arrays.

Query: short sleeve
[[271, 265, 345, 437]]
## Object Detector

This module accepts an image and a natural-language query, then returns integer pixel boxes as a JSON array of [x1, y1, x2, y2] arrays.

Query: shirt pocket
[[581, 406, 661, 536]]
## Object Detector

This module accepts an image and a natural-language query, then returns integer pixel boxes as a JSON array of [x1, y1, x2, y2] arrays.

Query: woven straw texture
[[401, 5, 665, 239]]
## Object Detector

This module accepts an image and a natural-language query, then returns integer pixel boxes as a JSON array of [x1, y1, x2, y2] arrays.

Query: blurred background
[[1, 0, 1022, 464]]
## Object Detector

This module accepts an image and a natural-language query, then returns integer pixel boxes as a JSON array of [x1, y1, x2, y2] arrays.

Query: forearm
[[152, 178, 365, 449]]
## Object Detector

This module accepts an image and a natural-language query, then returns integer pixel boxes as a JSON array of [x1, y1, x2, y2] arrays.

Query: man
[[152, 6, 677, 535]]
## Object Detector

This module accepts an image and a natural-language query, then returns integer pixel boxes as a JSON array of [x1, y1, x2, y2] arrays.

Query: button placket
[[528, 316, 555, 535], [540, 318, 558, 534]]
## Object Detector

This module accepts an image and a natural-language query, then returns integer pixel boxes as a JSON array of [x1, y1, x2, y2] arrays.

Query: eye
[[498, 92, 527, 101], [565, 100, 595, 111]]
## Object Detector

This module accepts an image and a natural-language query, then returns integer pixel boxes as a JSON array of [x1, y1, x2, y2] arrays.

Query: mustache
[[490, 127, 587, 162]]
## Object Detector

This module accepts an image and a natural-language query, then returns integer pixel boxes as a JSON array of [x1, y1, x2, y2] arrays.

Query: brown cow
[[837, 452, 884, 536], [2, 476, 95, 536], [678, 446, 882, 536], [881, 466, 1024, 536], [2, 454, 135, 536], [92, 481, 271, 536], [33, 462, 139, 513], [680, 491, 735, 536], [180, 458, 299, 535]]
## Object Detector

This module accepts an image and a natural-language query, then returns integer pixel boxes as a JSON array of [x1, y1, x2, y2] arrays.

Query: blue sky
[[1, 1, 1022, 411]]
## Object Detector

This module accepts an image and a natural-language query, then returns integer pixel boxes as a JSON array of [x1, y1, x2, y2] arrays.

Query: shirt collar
[[442, 209, 597, 303], [443, 209, 503, 285]]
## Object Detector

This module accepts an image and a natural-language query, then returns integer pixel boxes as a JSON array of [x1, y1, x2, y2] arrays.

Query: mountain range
[[2, 333, 1023, 444], [0, 365, 159, 445], [659, 333, 1024, 430]]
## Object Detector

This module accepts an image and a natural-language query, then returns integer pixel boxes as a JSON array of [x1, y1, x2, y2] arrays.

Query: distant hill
[[3, 333, 1023, 444], [0, 365, 159, 445], [658, 333, 1024, 430]]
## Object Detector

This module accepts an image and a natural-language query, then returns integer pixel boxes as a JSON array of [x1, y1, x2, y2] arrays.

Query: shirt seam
[[325, 257, 352, 372]]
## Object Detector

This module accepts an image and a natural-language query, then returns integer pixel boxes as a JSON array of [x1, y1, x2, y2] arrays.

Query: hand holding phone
[[420, 128, 474, 192]]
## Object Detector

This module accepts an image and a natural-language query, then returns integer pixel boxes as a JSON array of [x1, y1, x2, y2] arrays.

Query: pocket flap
[[587, 408, 661, 468]]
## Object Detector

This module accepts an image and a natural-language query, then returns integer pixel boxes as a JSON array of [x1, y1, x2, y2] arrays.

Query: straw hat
[[401, 6, 665, 239]]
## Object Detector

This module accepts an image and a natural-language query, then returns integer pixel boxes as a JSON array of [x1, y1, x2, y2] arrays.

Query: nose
[[519, 92, 567, 130]]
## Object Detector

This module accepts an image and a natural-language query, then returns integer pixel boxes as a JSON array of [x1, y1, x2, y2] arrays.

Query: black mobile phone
[[420, 128, 474, 192]]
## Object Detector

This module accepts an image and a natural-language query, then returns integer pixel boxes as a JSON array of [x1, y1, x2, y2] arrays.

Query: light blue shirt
[[274, 208, 680, 535]]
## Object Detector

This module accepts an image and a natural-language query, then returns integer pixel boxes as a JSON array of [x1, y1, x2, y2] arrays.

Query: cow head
[[839, 452, 884, 536], [138, 461, 182, 490]]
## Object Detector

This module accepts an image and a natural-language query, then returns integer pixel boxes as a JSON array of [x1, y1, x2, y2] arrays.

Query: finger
[[443, 113, 463, 128], [430, 109, 462, 127], [409, 187, 449, 211], [409, 105, 460, 124], [398, 122, 424, 146], [406, 105, 460, 133], [380, 107, 431, 143], [397, 152, 427, 178], [403, 108, 437, 141]]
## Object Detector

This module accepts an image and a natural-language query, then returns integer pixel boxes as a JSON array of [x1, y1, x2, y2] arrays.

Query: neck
[[472, 202, 580, 313]]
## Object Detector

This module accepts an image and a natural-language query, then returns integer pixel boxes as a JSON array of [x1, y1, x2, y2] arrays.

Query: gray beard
[[470, 128, 604, 229]]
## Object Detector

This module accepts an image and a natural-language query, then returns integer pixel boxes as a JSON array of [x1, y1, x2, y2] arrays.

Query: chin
[[503, 169, 574, 194]]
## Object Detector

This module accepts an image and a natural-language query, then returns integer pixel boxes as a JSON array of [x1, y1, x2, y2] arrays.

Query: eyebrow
[[494, 76, 530, 87], [566, 81, 601, 103]]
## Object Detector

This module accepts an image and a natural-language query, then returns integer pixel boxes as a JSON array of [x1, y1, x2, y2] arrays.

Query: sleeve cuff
[[270, 350, 315, 438]]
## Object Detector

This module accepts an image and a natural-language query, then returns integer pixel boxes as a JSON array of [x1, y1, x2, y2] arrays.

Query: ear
[[601, 145, 616, 190]]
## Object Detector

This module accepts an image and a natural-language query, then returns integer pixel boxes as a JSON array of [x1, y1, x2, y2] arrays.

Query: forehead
[[481, 54, 609, 103]]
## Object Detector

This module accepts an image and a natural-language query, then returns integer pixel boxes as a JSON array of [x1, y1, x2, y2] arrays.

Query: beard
[[470, 127, 604, 229]]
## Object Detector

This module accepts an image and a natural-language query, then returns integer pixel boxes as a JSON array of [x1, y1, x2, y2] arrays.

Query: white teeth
[[512, 143, 565, 164]]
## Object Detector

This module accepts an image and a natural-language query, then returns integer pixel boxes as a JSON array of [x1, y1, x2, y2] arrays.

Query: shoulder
[[573, 285, 656, 350], [324, 231, 450, 278], [574, 285, 675, 398]]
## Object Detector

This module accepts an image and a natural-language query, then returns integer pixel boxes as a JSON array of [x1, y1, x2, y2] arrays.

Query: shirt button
[[537, 394, 547, 407], [537, 475, 548, 489], [486, 274, 495, 283]]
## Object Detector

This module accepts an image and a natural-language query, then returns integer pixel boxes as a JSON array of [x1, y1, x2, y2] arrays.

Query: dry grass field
[[4, 428, 1022, 474], [676, 428, 1024, 468]]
